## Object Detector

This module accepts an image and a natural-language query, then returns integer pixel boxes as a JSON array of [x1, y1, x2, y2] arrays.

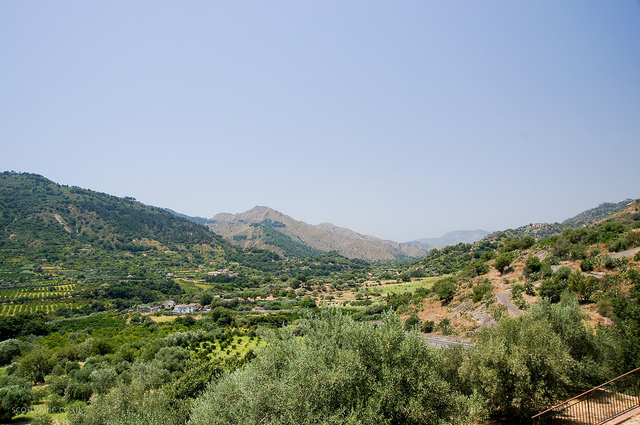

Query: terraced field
[[0, 302, 67, 315], [0, 284, 76, 300], [0, 284, 77, 314]]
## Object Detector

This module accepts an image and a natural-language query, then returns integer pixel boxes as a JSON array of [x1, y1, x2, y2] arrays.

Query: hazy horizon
[[3, 2, 639, 241]]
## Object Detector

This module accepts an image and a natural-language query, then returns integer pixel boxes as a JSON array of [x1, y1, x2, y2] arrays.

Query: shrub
[[473, 280, 493, 303], [603, 256, 615, 270], [438, 318, 454, 336], [539, 279, 568, 303], [580, 258, 595, 272], [47, 394, 67, 413], [433, 277, 457, 302], [524, 281, 536, 296], [0, 382, 33, 420], [608, 238, 629, 253], [524, 255, 542, 276], [421, 320, 435, 333], [31, 414, 53, 425], [511, 284, 525, 298], [493, 252, 514, 275], [404, 313, 421, 330], [554, 266, 573, 280], [0, 339, 33, 366], [460, 307, 573, 418]]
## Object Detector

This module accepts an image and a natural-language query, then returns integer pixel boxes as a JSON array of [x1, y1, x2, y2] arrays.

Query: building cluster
[[207, 268, 238, 277], [136, 300, 209, 314]]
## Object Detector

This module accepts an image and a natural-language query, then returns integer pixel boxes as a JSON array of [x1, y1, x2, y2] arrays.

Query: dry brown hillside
[[205, 206, 428, 261]]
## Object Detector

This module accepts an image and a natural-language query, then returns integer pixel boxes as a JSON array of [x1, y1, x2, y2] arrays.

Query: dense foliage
[[188, 309, 484, 425]]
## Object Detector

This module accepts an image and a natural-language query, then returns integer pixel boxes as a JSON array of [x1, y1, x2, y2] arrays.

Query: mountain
[[486, 198, 637, 241], [0, 172, 230, 262], [0, 172, 368, 279], [205, 206, 428, 262], [410, 230, 490, 250], [0, 172, 372, 316]]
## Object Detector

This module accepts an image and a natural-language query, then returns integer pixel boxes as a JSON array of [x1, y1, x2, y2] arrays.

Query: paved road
[[495, 291, 523, 317], [610, 246, 640, 259], [418, 333, 475, 349], [369, 321, 475, 349]]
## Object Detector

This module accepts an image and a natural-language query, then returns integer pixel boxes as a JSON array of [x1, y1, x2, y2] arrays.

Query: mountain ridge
[[485, 198, 636, 241], [205, 206, 429, 262], [409, 229, 490, 250]]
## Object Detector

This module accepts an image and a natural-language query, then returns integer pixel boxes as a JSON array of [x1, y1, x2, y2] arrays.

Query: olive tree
[[0, 376, 33, 421], [493, 252, 514, 275], [188, 309, 484, 425], [460, 307, 574, 418]]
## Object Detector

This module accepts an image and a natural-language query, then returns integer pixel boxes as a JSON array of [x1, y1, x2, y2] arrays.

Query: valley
[[1, 171, 639, 424]]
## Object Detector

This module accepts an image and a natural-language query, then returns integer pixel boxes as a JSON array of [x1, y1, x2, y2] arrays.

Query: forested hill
[[0, 172, 227, 257], [486, 198, 636, 241], [0, 172, 369, 279]]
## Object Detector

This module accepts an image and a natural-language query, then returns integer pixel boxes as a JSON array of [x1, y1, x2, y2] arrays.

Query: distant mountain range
[[173, 198, 639, 261], [5, 171, 636, 264], [202, 206, 429, 262], [409, 230, 491, 250], [0, 172, 228, 262], [170, 206, 493, 261]]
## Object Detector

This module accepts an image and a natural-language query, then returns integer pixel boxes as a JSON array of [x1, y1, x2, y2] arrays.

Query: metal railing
[[532, 367, 640, 425]]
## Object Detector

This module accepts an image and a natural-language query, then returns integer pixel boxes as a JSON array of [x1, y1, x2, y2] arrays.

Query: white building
[[173, 303, 201, 314]]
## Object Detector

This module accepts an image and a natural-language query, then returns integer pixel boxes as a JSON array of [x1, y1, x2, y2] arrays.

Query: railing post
[[531, 367, 640, 425]]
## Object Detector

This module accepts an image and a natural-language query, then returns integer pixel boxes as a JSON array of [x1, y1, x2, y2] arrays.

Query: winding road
[[495, 290, 523, 317]]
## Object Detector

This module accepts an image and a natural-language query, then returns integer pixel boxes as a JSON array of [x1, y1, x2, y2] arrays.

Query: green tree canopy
[[493, 252, 514, 275], [188, 309, 484, 425]]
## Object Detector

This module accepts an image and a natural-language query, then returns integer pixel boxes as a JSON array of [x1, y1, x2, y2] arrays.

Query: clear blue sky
[[2, 1, 640, 242]]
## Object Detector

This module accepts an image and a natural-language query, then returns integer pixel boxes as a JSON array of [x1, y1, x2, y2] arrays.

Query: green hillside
[[0, 172, 369, 315], [486, 198, 635, 241]]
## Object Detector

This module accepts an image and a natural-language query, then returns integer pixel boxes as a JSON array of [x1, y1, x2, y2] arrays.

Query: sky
[[2, 1, 640, 242]]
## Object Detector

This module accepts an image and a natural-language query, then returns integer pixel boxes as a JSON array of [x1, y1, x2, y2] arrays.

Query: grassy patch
[[376, 277, 438, 296]]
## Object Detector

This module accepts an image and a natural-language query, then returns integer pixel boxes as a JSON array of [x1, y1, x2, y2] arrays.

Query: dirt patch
[[581, 303, 613, 327]]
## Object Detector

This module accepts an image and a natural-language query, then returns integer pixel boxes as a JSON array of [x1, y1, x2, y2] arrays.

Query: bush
[[493, 252, 514, 275], [524, 255, 542, 276], [404, 313, 421, 330], [31, 414, 54, 425], [511, 284, 525, 298], [0, 383, 33, 420], [539, 279, 568, 303], [18, 347, 54, 383], [299, 296, 317, 309], [0, 339, 33, 366], [524, 281, 536, 296], [473, 280, 493, 303], [608, 238, 629, 253], [460, 308, 573, 418], [433, 277, 457, 303], [554, 266, 573, 280], [420, 320, 435, 333], [438, 318, 454, 336], [603, 256, 615, 270], [570, 244, 588, 261], [580, 258, 595, 272]]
